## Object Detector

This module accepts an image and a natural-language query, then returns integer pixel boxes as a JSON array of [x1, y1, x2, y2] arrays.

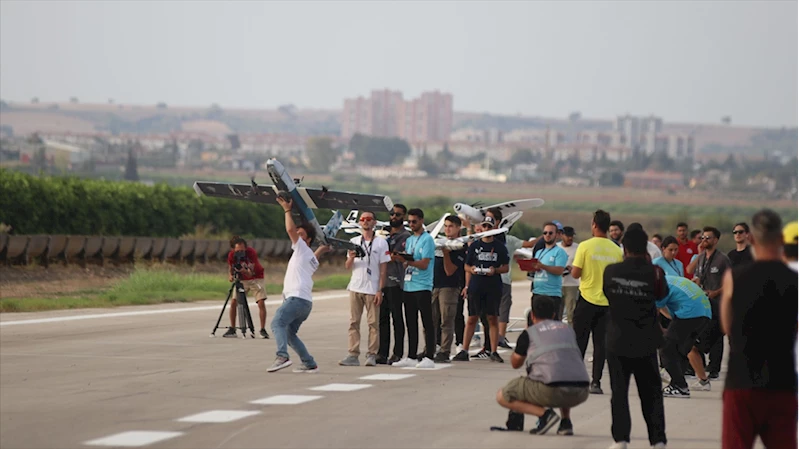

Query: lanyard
[[666, 258, 681, 276], [537, 246, 556, 263], [361, 236, 374, 268], [699, 250, 717, 285]]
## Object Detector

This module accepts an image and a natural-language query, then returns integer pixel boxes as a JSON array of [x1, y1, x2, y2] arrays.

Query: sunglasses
[[408, 219, 419, 224], [359, 217, 373, 222], [700, 236, 714, 240], [542, 231, 555, 235], [732, 230, 746, 235], [390, 212, 403, 217]]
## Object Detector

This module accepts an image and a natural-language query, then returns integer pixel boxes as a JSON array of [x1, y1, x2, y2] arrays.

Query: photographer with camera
[[225, 236, 269, 339]]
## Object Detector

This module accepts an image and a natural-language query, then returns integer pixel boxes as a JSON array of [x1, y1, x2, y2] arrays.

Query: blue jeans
[[271, 296, 316, 367]]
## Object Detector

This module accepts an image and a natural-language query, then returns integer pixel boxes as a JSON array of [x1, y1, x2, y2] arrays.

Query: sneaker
[[690, 378, 711, 391], [608, 442, 628, 449], [416, 352, 427, 362], [391, 357, 417, 367], [557, 418, 574, 436], [416, 357, 435, 369], [267, 356, 292, 373], [387, 354, 401, 365], [338, 355, 360, 366], [708, 371, 720, 381], [652, 442, 667, 448], [589, 382, 603, 395], [529, 408, 560, 435], [452, 350, 470, 362], [375, 355, 388, 365], [259, 329, 270, 339], [490, 352, 504, 363], [474, 349, 490, 359], [292, 364, 318, 373], [433, 352, 451, 363], [223, 327, 237, 338], [471, 335, 481, 348], [684, 369, 696, 379], [662, 384, 690, 398], [660, 368, 671, 384], [365, 355, 376, 367], [455, 344, 464, 354], [498, 337, 512, 349]]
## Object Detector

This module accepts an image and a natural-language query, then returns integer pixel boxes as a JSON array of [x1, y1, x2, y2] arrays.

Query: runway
[[1, 282, 726, 449]]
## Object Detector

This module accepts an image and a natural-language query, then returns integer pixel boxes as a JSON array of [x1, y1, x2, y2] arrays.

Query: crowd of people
[[224, 197, 798, 449]]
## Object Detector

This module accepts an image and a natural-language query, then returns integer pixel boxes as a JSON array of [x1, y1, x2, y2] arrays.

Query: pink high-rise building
[[341, 89, 453, 142]]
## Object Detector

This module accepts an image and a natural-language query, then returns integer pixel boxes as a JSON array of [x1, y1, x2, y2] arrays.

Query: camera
[[232, 250, 247, 271]]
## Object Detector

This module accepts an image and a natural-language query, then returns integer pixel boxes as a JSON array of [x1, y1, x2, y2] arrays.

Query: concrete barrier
[[150, 238, 167, 261], [3, 235, 29, 263], [205, 240, 221, 261], [134, 237, 153, 259], [47, 235, 68, 261], [261, 239, 277, 259], [252, 239, 266, 257], [83, 237, 104, 260], [64, 236, 87, 263], [217, 242, 230, 260], [274, 240, 289, 258], [178, 239, 195, 260], [194, 240, 209, 262], [117, 237, 136, 262], [102, 237, 121, 258], [26, 235, 51, 260], [0, 234, 7, 256]]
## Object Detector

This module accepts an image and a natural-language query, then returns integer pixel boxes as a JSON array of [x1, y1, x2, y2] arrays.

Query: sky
[[1, 1, 797, 128]]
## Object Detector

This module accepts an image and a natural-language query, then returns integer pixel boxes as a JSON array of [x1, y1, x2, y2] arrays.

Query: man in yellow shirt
[[571, 209, 624, 395]]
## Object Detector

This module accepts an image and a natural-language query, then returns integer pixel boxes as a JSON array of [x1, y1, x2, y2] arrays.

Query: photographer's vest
[[525, 320, 590, 385]]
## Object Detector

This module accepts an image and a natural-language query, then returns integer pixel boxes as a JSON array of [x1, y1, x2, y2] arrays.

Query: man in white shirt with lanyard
[[339, 211, 391, 367]]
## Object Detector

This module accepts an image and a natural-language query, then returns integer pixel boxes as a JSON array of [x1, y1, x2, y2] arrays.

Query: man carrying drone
[[224, 236, 269, 339]]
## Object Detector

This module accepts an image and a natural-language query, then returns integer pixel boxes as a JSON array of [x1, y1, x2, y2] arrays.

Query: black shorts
[[665, 316, 710, 356], [695, 317, 722, 354], [467, 287, 500, 317]]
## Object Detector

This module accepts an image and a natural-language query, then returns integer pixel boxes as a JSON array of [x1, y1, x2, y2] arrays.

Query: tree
[[417, 153, 439, 175], [306, 137, 338, 173], [509, 148, 535, 165], [124, 147, 139, 181], [348, 134, 411, 166]]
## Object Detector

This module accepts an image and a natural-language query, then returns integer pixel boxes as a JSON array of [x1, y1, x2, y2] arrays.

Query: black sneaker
[[529, 408, 560, 435], [452, 350, 470, 361], [223, 327, 237, 338], [557, 418, 574, 436], [708, 372, 720, 381], [490, 351, 504, 363], [662, 384, 690, 398], [387, 354, 401, 365], [498, 337, 512, 349], [475, 349, 490, 360], [375, 355, 388, 365], [260, 329, 270, 339], [434, 352, 451, 363], [589, 382, 603, 395]]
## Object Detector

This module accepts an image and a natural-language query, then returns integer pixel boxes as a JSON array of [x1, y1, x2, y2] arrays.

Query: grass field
[[0, 267, 351, 313]]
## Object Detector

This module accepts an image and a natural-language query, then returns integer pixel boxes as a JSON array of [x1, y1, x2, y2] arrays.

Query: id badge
[[367, 268, 372, 277], [404, 266, 413, 282]]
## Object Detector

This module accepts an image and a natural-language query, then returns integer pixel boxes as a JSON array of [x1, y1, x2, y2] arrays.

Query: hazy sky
[[1, 1, 796, 127]]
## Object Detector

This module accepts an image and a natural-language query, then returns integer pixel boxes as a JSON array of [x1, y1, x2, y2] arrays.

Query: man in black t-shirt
[[431, 215, 466, 362], [727, 222, 754, 268], [453, 216, 509, 363], [720, 209, 798, 448], [602, 228, 668, 449]]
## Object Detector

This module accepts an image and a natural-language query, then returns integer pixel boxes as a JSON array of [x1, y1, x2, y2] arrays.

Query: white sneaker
[[653, 442, 667, 448], [415, 357, 435, 369], [455, 344, 464, 354], [690, 379, 711, 391], [392, 357, 416, 368], [608, 442, 628, 449], [660, 368, 671, 383]]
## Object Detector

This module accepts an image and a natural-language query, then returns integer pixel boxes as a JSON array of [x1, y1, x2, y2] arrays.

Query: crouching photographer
[[225, 236, 269, 339]]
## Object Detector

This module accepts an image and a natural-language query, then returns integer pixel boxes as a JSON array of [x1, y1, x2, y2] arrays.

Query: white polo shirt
[[346, 234, 391, 295]]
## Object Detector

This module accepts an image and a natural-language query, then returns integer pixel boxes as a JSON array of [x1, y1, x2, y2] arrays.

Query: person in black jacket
[[603, 228, 669, 449]]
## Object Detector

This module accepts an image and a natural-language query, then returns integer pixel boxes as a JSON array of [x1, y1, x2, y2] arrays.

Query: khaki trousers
[[348, 292, 379, 357], [432, 287, 460, 355]]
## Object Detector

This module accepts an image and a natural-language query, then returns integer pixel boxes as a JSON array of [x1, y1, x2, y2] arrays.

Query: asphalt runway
[[1, 282, 731, 449]]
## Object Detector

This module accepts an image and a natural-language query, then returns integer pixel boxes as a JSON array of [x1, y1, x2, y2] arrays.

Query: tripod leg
[[211, 285, 235, 337]]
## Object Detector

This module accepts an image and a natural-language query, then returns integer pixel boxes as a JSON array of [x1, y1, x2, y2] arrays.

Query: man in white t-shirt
[[340, 211, 391, 367], [558, 226, 580, 326], [268, 196, 332, 373]]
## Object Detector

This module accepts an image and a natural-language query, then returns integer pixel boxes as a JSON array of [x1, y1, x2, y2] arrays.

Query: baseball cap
[[552, 220, 564, 231], [562, 226, 576, 237], [783, 221, 798, 246], [482, 216, 496, 227]]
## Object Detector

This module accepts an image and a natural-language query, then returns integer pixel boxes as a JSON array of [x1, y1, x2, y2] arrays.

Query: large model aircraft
[[193, 158, 393, 257], [453, 198, 545, 224]]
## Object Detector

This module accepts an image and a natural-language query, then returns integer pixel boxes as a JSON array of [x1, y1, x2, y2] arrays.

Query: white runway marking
[[0, 293, 348, 327], [177, 410, 261, 423], [309, 383, 373, 392], [84, 431, 183, 447], [250, 394, 323, 405], [359, 373, 416, 381], [400, 363, 452, 371]]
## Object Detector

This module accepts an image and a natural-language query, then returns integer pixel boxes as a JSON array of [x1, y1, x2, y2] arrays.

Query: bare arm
[[521, 238, 538, 248], [538, 264, 564, 276], [374, 262, 387, 306], [345, 251, 356, 270], [510, 353, 525, 369], [277, 197, 299, 244], [658, 307, 672, 319], [314, 245, 331, 259], [442, 249, 458, 276], [571, 266, 582, 279], [720, 269, 734, 335], [407, 258, 430, 270], [495, 263, 509, 275]]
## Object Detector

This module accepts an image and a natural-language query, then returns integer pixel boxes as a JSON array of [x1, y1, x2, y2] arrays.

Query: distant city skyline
[[1, 1, 796, 128]]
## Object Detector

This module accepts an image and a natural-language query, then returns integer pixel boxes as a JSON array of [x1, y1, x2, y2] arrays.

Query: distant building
[[624, 170, 684, 190], [341, 89, 453, 143]]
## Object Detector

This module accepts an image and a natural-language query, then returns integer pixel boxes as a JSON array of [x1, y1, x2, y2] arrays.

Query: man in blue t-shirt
[[454, 216, 510, 363], [531, 222, 569, 323], [390, 208, 437, 369], [657, 275, 712, 398]]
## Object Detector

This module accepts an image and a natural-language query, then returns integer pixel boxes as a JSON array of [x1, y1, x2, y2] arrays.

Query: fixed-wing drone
[[193, 158, 393, 257], [453, 198, 545, 225]]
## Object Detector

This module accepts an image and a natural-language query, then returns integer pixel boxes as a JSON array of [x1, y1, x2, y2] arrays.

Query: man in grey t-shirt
[[377, 204, 411, 365], [692, 226, 731, 380]]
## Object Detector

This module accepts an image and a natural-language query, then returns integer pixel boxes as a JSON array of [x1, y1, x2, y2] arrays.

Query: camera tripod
[[210, 274, 255, 339]]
